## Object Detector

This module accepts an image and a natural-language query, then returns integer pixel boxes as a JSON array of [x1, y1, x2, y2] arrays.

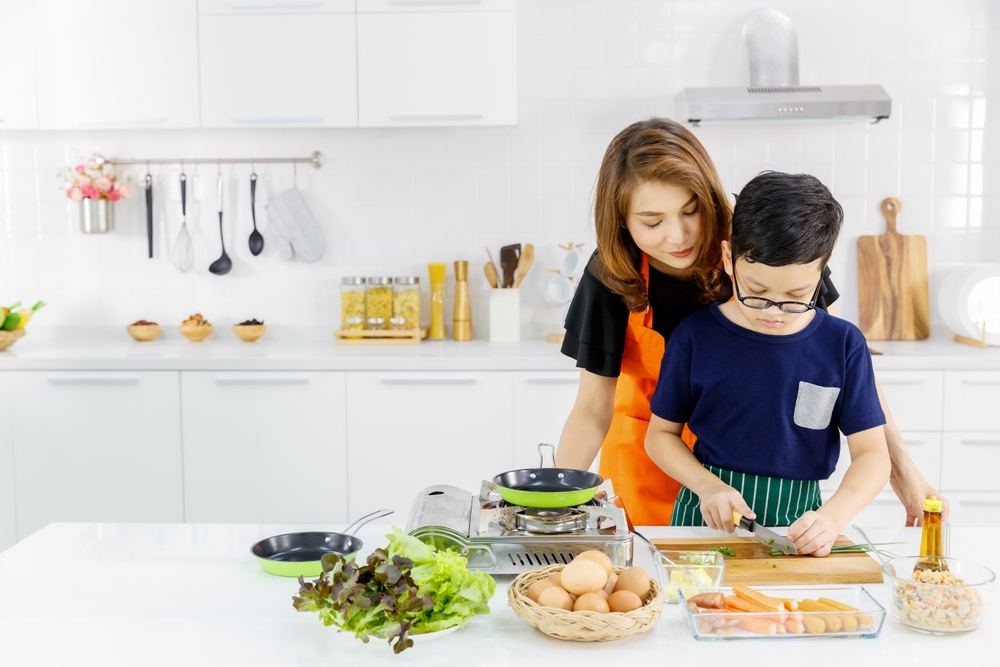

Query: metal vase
[[80, 198, 113, 233]]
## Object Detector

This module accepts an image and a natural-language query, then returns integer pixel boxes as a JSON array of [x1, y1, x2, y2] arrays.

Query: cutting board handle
[[880, 197, 902, 236]]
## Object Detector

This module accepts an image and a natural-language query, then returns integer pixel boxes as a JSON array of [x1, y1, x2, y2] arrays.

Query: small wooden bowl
[[126, 324, 161, 342], [232, 324, 266, 342], [0, 328, 25, 351], [179, 323, 214, 342]]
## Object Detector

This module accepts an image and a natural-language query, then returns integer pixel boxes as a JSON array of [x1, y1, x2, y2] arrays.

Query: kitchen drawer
[[944, 371, 1000, 431], [181, 372, 348, 523], [0, 374, 14, 552], [358, 0, 515, 13], [822, 490, 907, 528], [947, 493, 1000, 528], [941, 431, 1000, 492], [199, 0, 354, 13], [821, 431, 940, 492], [876, 371, 944, 432], [10, 371, 184, 540], [346, 372, 514, 519]]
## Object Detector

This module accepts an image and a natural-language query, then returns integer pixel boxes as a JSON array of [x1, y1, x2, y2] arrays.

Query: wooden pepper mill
[[453, 260, 472, 341]]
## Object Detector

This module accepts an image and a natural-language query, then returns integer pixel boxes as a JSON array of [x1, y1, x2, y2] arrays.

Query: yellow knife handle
[[732, 509, 742, 527]]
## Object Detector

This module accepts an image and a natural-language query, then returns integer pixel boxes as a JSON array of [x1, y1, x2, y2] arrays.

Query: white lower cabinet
[[512, 371, 580, 469], [822, 490, 908, 527], [346, 372, 514, 521], [941, 431, 1000, 492], [947, 493, 1000, 527], [821, 432, 942, 494], [0, 374, 15, 552], [9, 371, 184, 540], [181, 372, 348, 524]]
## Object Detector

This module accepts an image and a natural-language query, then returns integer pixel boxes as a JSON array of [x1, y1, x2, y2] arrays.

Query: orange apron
[[598, 254, 696, 526]]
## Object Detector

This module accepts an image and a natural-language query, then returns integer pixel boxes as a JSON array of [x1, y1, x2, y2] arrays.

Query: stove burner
[[513, 507, 588, 534]]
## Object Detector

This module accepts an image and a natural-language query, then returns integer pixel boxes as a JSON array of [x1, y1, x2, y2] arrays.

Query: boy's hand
[[787, 510, 841, 556], [698, 482, 755, 533]]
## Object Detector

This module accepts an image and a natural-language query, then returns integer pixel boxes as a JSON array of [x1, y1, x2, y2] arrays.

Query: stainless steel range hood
[[676, 9, 891, 125]]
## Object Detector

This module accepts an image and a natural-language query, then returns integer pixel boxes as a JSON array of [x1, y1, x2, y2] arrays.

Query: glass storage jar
[[366, 277, 393, 330], [393, 276, 420, 330], [341, 277, 366, 330]]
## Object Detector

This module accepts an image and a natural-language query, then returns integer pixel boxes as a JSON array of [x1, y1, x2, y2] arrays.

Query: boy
[[644, 171, 890, 556]]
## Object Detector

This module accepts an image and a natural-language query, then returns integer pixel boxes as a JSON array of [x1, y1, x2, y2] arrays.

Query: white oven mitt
[[267, 204, 296, 261], [265, 187, 325, 263]]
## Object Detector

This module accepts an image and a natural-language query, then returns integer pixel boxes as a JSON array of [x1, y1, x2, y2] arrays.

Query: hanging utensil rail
[[99, 151, 322, 169]]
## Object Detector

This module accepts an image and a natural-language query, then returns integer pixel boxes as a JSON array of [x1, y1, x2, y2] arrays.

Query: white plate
[[409, 625, 460, 644]]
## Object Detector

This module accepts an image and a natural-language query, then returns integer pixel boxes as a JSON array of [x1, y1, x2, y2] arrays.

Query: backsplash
[[1, 0, 997, 335]]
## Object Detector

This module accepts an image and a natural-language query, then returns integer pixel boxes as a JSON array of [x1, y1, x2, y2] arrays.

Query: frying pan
[[492, 443, 603, 508], [251, 508, 393, 577]]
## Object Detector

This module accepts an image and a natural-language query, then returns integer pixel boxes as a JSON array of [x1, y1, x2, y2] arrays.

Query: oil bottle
[[916, 496, 948, 571]]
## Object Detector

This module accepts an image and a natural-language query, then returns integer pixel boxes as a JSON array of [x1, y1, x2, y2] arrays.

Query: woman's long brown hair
[[592, 117, 731, 311]]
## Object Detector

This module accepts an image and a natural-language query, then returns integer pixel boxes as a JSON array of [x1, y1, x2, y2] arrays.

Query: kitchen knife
[[732, 509, 798, 555]]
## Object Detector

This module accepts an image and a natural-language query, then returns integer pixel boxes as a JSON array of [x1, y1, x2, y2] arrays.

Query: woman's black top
[[561, 252, 841, 378]]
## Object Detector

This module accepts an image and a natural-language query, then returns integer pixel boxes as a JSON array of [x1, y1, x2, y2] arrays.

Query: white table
[[0, 523, 995, 666]]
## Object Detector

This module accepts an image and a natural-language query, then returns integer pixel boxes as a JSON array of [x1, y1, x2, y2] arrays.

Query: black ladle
[[248, 172, 263, 256], [209, 175, 232, 275]]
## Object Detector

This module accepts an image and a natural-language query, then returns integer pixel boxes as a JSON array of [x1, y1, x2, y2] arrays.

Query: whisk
[[172, 171, 194, 272]]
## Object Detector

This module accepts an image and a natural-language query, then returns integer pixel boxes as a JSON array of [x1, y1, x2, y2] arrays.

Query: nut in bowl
[[232, 319, 266, 342], [508, 555, 663, 642], [126, 320, 161, 342], [179, 314, 213, 342], [883, 556, 995, 635]]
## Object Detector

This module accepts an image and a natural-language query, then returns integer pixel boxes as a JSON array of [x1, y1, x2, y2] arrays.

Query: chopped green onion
[[765, 538, 774, 545]]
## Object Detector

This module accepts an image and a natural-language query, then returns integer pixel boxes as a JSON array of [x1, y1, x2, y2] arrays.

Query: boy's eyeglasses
[[731, 263, 822, 314]]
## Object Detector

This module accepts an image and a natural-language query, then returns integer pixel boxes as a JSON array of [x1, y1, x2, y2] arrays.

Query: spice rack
[[333, 329, 427, 346]]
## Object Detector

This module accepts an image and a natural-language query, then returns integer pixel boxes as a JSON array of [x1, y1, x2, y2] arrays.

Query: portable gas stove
[[405, 479, 633, 574]]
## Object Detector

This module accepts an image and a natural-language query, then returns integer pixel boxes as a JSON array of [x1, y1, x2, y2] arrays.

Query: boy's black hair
[[731, 171, 844, 266]]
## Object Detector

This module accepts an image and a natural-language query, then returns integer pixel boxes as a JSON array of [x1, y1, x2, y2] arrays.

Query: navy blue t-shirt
[[649, 303, 886, 481]]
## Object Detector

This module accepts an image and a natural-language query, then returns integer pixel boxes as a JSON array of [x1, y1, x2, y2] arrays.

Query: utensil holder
[[80, 199, 113, 234], [489, 288, 520, 343]]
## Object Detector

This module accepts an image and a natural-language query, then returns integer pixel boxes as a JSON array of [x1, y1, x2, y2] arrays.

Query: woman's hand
[[698, 482, 755, 532], [787, 510, 841, 557], [890, 460, 949, 526]]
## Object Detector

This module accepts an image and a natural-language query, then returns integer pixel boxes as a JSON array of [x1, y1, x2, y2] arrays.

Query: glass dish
[[655, 550, 725, 603], [882, 556, 994, 635], [680, 585, 886, 641]]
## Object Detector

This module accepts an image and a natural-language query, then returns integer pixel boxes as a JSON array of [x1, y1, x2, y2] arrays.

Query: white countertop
[[0, 522, 994, 666], [0, 325, 999, 371]]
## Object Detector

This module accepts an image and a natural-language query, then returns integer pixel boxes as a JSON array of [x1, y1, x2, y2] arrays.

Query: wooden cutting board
[[857, 197, 930, 340], [652, 536, 883, 585]]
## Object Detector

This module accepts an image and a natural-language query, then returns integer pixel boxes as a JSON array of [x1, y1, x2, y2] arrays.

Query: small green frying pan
[[493, 468, 603, 508], [251, 508, 393, 577]]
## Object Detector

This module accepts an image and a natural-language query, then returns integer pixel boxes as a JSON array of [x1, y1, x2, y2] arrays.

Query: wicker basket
[[0, 328, 25, 351], [508, 564, 664, 641]]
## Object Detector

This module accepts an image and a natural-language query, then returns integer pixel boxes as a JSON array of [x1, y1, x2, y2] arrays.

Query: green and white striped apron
[[670, 464, 822, 527]]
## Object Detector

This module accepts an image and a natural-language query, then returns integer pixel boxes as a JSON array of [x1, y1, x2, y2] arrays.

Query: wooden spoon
[[513, 243, 534, 288], [484, 246, 499, 288]]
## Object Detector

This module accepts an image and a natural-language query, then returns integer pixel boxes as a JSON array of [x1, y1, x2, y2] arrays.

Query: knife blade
[[732, 509, 798, 555]]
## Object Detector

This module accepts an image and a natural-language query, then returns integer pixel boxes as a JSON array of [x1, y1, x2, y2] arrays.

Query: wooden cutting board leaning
[[857, 197, 930, 340], [652, 536, 883, 585]]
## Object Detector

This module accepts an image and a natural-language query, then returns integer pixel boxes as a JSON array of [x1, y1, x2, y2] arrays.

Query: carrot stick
[[771, 596, 799, 611], [732, 584, 787, 612], [784, 619, 805, 634], [725, 595, 786, 622], [737, 616, 779, 635]]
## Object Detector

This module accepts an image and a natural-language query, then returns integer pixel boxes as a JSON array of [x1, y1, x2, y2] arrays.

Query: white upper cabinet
[[33, 0, 200, 129], [357, 2, 516, 127], [197, 3, 358, 128], [0, 2, 38, 129]]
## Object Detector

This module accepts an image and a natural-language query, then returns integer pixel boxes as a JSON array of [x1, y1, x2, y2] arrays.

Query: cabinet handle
[[381, 378, 477, 385], [228, 1, 322, 7], [47, 377, 140, 385], [231, 116, 323, 123], [387, 0, 483, 5], [387, 114, 483, 122], [960, 439, 1000, 447], [878, 378, 924, 385], [525, 378, 579, 385], [215, 378, 309, 385], [959, 500, 1000, 507], [961, 378, 1000, 385], [904, 439, 923, 446], [73, 118, 165, 125]]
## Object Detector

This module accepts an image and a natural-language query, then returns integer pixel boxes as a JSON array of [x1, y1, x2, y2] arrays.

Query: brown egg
[[548, 571, 562, 588], [537, 585, 574, 611], [603, 572, 618, 596], [608, 589, 643, 613], [574, 550, 614, 577], [560, 559, 609, 596], [526, 578, 555, 603], [614, 567, 651, 601], [573, 592, 610, 614]]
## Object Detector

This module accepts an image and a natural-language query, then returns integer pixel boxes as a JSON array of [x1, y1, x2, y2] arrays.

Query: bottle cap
[[923, 496, 943, 512]]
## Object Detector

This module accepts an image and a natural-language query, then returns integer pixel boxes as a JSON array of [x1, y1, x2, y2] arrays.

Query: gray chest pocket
[[793, 381, 841, 430]]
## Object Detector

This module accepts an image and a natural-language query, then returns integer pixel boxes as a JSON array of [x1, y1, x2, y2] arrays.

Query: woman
[[555, 117, 945, 527]]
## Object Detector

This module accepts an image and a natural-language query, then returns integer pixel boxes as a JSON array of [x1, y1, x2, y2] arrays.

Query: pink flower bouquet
[[62, 157, 132, 202]]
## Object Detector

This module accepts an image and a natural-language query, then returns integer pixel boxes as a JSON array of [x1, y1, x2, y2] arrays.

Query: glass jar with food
[[393, 276, 420, 330], [341, 277, 366, 330], [366, 277, 393, 330]]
